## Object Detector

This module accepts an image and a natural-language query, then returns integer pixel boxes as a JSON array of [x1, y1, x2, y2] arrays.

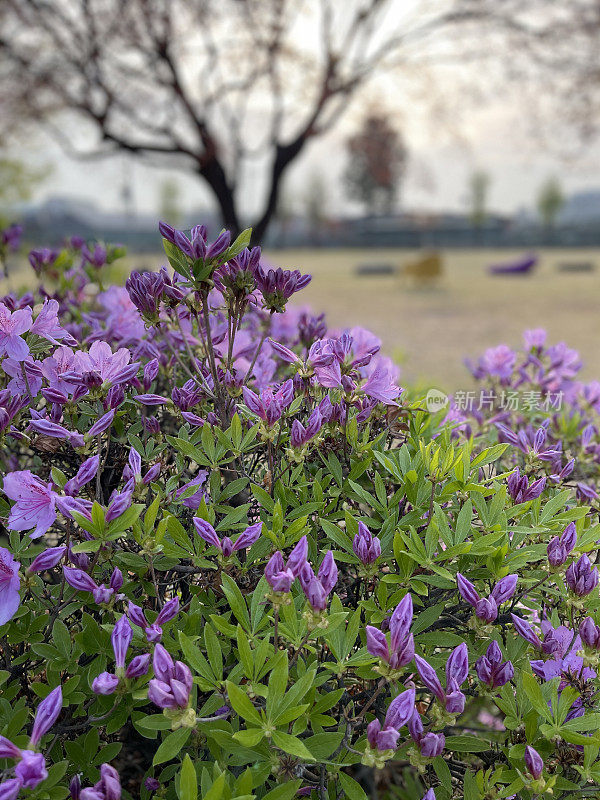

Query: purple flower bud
[[193, 517, 221, 550], [384, 687, 416, 730], [15, 750, 48, 789], [128, 448, 142, 479], [414, 655, 445, 704], [88, 409, 115, 437], [580, 617, 600, 649], [456, 573, 480, 607], [30, 686, 62, 746], [127, 602, 147, 629], [561, 522, 577, 552], [143, 359, 160, 391], [286, 536, 308, 576], [0, 778, 23, 800], [524, 745, 543, 780], [155, 597, 179, 626], [491, 574, 518, 605], [475, 597, 498, 623], [419, 732, 445, 758], [264, 552, 294, 593], [144, 778, 160, 793], [511, 614, 542, 649], [353, 522, 381, 565], [111, 616, 132, 669], [63, 567, 98, 593], [70, 774, 81, 800], [389, 594, 413, 653], [233, 522, 262, 552], [125, 654, 151, 679], [105, 490, 133, 523], [547, 537, 568, 567], [134, 394, 170, 406], [143, 464, 161, 484], [92, 672, 120, 695], [566, 554, 599, 596], [366, 626, 391, 662], [110, 568, 123, 592], [317, 551, 338, 595], [302, 574, 328, 611], [221, 537, 234, 557], [446, 643, 469, 686], [27, 546, 66, 574], [206, 231, 231, 260], [422, 791, 436, 800], [152, 644, 174, 683], [65, 456, 100, 496]]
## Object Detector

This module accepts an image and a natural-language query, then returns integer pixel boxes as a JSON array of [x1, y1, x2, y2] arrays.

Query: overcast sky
[[15, 97, 600, 223], [9, 0, 600, 222]]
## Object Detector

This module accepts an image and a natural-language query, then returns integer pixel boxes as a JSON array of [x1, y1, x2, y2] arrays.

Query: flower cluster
[[0, 223, 598, 799]]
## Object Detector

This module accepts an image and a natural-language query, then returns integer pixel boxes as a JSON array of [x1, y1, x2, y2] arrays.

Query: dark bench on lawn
[[355, 263, 396, 276]]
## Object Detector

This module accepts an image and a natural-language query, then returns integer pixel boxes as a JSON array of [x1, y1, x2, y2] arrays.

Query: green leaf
[[178, 754, 197, 800], [262, 780, 303, 800], [221, 574, 250, 630], [445, 735, 491, 753], [271, 731, 315, 761], [153, 728, 192, 765], [226, 681, 262, 725], [338, 772, 368, 800]]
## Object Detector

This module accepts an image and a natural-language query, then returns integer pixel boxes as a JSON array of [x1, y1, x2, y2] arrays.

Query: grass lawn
[[266, 248, 600, 391], [4, 246, 599, 392]]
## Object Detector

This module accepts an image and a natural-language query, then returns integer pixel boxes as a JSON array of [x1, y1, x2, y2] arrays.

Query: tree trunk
[[252, 137, 307, 244], [198, 160, 241, 237]]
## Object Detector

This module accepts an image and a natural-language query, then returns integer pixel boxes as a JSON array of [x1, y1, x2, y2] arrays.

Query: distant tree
[[343, 113, 406, 215], [0, 155, 50, 210], [158, 178, 182, 228], [304, 172, 328, 244], [1, 1, 597, 242], [468, 170, 491, 229], [537, 178, 565, 229]]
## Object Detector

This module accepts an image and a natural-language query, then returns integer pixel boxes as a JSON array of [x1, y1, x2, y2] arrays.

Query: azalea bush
[[0, 221, 599, 800]]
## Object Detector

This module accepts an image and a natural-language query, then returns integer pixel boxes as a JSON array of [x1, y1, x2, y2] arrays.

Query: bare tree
[[0, 0, 598, 242]]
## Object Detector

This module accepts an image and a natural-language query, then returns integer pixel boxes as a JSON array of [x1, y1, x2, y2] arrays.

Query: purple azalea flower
[[408, 710, 445, 758], [3, 470, 58, 538], [0, 303, 32, 361], [79, 763, 121, 800], [415, 644, 469, 714], [27, 546, 66, 575], [456, 573, 517, 623], [128, 598, 179, 643], [193, 518, 262, 556], [297, 550, 338, 612], [475, 641, 514, 689], [366, 687, 415, 751], [0, 548, 20, 627], [361, 360, 402, 405], [547, 522, 577, 568], [148, 644, 192, 710], [366, 594, 414, 669], [30, 300, 73, 346], [68, 341, 140, 388], [175, 471, 209, 509], [524, 745, 543, 780], [566, 554, 598, 596], [353, 521, 381, 565]]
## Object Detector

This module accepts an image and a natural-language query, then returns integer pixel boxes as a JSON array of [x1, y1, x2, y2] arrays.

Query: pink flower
[[70, 340, 139, 387], [30, 300, 73, 346], [0, 547, 20, 626], [362, 360, 402, 405], [3, 470, 58, 539], [0, 303, 32, 361]]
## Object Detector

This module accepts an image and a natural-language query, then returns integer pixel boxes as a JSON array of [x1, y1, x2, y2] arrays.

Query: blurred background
[[1, 0, 599, 388]]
